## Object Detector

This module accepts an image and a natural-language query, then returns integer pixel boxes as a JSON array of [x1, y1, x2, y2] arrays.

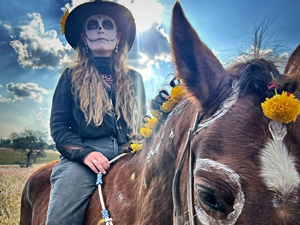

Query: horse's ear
[[171, 2, 229, 105], [284, 44, 300, 79]]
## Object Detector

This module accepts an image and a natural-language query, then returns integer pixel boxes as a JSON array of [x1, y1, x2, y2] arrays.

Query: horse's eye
[[199, 191, 217, 207], [197, 185, 226, 214]]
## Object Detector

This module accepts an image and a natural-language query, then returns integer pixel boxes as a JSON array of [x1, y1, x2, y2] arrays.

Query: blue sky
[[0, 0, 299, 140]]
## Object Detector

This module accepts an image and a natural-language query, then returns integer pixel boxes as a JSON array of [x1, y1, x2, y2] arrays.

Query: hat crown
[[64, 0, 136, 50]]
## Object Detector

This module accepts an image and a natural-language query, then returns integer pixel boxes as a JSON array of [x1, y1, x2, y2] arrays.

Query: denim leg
[[46, 137, 123, 224], [46, 157, 97, 225]]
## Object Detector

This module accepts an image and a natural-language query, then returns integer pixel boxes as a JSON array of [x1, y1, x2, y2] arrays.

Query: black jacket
[[50, 67, 146, 163]]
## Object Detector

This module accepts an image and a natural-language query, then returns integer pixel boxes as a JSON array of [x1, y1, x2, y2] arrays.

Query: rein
[[172, 112, 200, 225], [96, 153, 128, 225], [96, 97, 141, 224], [172, 80, 240, 224]]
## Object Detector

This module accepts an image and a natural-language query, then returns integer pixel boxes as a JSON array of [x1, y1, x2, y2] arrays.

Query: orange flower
[[261, 91, 300, 123], [145, 118, 159, 130], [141, 127, 153, 138], [60, 10, 69, 35], [171, 86, 185, 103], [161, 100, 175, 113], [130, 141, 143, 153]]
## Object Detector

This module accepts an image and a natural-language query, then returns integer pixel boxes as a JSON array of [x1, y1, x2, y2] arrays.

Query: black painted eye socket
[[102, 20, 114, 30], [87, 20, 99, 30], [197, 185, 227, 214]]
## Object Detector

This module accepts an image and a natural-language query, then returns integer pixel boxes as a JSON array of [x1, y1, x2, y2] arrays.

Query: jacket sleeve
[[50, 69, 94, 163]]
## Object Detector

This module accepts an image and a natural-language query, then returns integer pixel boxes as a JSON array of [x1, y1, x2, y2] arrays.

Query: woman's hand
[[84, 152, 110, 174]]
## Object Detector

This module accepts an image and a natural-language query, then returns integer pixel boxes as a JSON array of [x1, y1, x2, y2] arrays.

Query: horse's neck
[[132, 100, 195, 222], [137, 99, 195, 186], [101, 99, 195, 224]]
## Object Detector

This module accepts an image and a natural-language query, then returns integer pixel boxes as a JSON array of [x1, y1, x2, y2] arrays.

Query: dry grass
[[0, 164, 43, 225]]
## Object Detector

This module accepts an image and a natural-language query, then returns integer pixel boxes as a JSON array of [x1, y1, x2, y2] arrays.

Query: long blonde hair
[[70, 38, 133, 128]]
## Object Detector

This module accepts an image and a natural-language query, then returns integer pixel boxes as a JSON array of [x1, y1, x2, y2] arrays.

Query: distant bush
[[0, 148, 59, 166]]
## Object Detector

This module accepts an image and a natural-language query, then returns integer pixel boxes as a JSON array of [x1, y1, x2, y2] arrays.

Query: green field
[[0, 148, 60, 224], [0, 148, 60, 165]]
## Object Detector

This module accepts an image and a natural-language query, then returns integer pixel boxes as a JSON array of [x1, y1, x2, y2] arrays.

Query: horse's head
[[171, 2, 300, 224]]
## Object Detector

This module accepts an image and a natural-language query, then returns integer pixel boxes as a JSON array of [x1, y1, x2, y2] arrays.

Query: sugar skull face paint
[[86, 18, 115, 31], [85, 15, 117, 41], [82, 14, 119, 57]]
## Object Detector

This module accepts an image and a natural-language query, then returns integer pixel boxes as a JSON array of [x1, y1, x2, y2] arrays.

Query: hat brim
[[64, 1, 136, 51]]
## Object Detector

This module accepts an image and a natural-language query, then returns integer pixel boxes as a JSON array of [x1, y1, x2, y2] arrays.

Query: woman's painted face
[[82, 14, 119, 57]]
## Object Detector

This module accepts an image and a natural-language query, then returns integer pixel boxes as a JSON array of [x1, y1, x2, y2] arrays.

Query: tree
[[11, 129, 47, 167], [0, 138, 11, 148], [47, 139, 56, 150]]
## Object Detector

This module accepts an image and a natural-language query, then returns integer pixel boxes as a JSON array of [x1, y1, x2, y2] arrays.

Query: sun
[[118, 0, 164, 32]]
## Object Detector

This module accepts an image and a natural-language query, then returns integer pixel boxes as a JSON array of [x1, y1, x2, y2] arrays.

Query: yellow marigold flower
[[60, 10, 69, 35], [141, 127, 153, 138], [130, 173, 136, 180], [261, 91, 300, 123], [161, 100, 175, 113], [171, 86, 185, 103], [98, 219, 105, 225], [130, 142, 143, 153], [145, 118, 159, 130], [151, 108, 163, 120]]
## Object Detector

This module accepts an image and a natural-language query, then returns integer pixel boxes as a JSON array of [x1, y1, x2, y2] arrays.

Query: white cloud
[[62, 0, 89, 12], [0, 20, 13, 35], [6, 82, 51, 103], [29, 107, 51, 130], [158, 26, 170, 43], [128, 23, 170, 67], [226, 46, 289, 73], [154, 52, 171, 63], [129, 52, 157, 82], [20, 107, 52, 139], [9, 13, 72, 71], [0, 94, 13, 102], [118, 0, 164, 32], [3, 23, 12, 32]]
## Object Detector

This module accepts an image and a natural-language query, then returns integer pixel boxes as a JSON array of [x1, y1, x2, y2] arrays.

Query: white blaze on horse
[[20, 2, 300, 225]]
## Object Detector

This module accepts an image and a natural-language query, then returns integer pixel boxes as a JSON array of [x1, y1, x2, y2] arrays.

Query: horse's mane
[[226, 24, 300, 102]]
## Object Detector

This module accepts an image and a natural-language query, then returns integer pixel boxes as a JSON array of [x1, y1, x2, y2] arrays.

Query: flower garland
[[129, 81, 186, 152], [161, 86, 185, 113], [140, 85, 185, 138], [261, 72, 300, 123], [130, 141, 143, 153], [60, 10, 69, 35]]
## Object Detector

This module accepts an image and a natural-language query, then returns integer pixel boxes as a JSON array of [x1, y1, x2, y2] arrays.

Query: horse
[[20, 2, 300, 225]]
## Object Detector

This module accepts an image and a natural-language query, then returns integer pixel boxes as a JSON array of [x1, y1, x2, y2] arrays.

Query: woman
[[46, 1, 146, 224]]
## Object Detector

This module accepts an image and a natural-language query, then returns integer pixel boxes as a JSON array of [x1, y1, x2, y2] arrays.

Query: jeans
[[46, 137, 122, 225]]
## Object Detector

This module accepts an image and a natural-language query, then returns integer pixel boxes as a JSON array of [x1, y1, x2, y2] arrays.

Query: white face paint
[[194, 159, 245, 225], [117, 193, 124, 203], [83, 14, 119, 57]]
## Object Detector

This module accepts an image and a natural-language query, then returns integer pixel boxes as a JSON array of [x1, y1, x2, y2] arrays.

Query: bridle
[[172, 81, 240, 225], [172, 112, 199, 225]]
